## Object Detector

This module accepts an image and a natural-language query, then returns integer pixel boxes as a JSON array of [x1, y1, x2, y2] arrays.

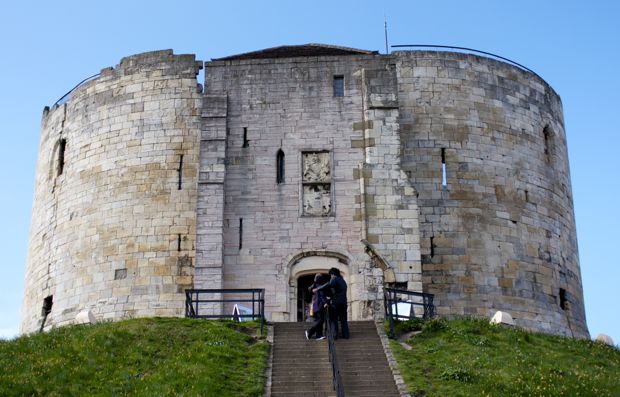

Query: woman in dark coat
[[305, 273, 328, 340]]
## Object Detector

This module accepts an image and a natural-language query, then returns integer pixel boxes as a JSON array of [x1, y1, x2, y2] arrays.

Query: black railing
[[52, 72, 101, 107], [384, 287, 435, 336], [325, 305, 345, 397], [391, 44, 543, 81], [185, 288, 265, 334]]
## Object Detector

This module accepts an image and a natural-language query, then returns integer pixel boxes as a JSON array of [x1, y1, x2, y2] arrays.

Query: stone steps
[[334, 321, 400, 397], [269, 321, 400, 397], [271, 322, 334, 396]]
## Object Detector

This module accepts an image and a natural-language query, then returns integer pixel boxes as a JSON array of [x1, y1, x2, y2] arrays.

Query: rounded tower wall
[[21, 50, 203, 333], [395, 51, 587, 337]]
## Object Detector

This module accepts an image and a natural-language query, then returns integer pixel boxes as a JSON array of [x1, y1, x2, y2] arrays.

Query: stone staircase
[[270, 321, 400, 397], [271, 322, 334, 396], [335, 321, 400, 397]]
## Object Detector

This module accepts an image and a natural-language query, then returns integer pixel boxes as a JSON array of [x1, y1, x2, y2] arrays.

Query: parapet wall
[[395, 51, 587, 337], [21, 50, 203, 333]]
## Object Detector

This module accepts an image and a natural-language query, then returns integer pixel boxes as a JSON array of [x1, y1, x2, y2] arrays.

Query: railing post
[[260, 289, 265, 335], [325, 306, 345, 397], [384, 287, 435, 335]]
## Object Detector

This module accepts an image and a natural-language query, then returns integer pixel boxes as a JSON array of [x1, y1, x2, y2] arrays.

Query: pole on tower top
[[384, 16, 389, 54]]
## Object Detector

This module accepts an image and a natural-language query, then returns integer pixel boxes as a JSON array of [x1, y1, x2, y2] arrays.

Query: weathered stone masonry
[[22, 50, 202, 332], [22, 45, 588, 339]]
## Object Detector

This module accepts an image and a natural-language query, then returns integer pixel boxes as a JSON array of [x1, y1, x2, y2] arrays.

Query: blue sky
[[1, 0, 618, 344]]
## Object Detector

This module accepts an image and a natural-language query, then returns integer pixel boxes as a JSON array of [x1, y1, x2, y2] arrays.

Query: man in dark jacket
[[313, 267, 349, 339]]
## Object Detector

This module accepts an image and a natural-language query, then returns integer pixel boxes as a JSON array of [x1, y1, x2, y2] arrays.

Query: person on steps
[[313, 267, 349, 339], [305, 273, 327, 340]]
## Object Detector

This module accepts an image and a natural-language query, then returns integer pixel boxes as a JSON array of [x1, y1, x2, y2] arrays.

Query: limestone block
[[490, 310, 515, 326], [595, 334, 615, 346], [75, 310, 97, 325]]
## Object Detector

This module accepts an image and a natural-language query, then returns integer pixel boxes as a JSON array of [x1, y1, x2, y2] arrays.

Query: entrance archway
[[288, 251, 349, 322]]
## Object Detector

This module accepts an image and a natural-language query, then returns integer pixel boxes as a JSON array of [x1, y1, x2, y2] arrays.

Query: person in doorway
[[305, 273, 328, 340], [313, 267, 349, 339]]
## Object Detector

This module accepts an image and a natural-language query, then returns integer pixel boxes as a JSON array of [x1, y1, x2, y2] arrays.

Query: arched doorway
[[288, 251, 349, 322], [297, 273, 327, 322]]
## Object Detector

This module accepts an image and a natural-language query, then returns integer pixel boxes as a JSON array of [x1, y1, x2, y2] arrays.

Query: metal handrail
[[384, 287, 435, 337], [391, 44, 543, 81], [325, 305, 345, 397], [52, 72, 101, 107], [185, 288, 265, 334]]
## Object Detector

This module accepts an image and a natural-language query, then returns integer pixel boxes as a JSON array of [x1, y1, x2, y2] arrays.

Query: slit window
[[441, 148, 447, 188], [57, 139, 66, 176], [276, 149, 285, 184], [177, 154, 184, 190], [543, 125, 552, 162], [559, 288, 568, 311], [239, 218, 243, 250], [333, 75, 344, 97], [242, 127, 249, 148]]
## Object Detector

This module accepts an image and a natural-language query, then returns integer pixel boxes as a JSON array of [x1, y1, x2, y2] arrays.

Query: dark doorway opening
[[297, 273, 327, 322]]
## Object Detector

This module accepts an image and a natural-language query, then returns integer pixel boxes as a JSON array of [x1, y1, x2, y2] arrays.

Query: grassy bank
[[0, 317, 268, 397], [390, 318, 620, 397]]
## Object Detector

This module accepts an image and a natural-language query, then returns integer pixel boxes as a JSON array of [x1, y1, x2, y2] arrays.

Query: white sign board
[[231, 304, 253, 322]]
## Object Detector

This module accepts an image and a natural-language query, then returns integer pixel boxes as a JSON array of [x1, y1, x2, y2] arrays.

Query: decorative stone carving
[[302, 152, 330, 183], [303, 184, 331, 216], [302, 151, 331, 215]]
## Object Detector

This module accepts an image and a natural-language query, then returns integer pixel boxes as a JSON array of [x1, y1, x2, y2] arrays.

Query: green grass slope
[[390, 318, 620, 397], [0, 318, 268, 397]]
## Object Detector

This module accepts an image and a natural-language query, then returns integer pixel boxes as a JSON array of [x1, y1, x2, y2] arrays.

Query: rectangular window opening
[[333, 75, 344, 97], [177, 234, 182, 252], [559, 288, 568, 311], [42, 295, 53, 317], [430, 236, 435, 258]]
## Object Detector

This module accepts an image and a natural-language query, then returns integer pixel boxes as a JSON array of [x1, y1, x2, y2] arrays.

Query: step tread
[[271, 322, 398, 396]]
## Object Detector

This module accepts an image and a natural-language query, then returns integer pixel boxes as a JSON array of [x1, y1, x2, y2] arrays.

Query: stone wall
[[21, 50, 203, 333], [395, 51, 587, 337], [22, 46, 588, 338], [204, 54, 421, 321]]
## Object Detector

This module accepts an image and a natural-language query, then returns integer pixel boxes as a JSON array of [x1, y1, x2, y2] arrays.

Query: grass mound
[[390, 318, 620, 397], [0, 317, 268, 397]]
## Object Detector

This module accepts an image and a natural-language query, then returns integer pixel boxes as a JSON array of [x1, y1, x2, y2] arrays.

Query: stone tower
[[22, 45, 588, 338]]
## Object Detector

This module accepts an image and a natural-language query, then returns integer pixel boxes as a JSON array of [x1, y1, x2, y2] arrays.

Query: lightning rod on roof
[[384, 16, 389, 55]]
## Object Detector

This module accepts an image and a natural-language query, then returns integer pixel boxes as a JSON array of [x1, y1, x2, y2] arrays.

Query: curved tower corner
[[21, 50, 203, 333], [395, 51, 588, 338]]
